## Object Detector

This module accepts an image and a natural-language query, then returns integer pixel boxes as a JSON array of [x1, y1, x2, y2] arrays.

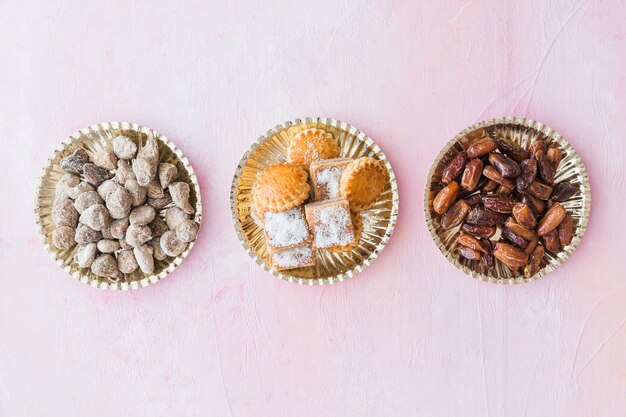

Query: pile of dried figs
[[432, 129, 579, 278], [51, 134, 199, 279]]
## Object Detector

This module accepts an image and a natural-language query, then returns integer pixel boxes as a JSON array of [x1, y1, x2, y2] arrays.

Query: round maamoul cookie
[[252, 163, 311, 217], [327, 211, 363, 253], [339, 157, 387, 211], [287, 128, 340, 167]]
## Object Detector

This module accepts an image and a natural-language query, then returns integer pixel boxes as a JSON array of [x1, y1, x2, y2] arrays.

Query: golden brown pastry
[[287, 128, 340, 167], [339, 157, 387, 210], [252, 163, 310, 217]]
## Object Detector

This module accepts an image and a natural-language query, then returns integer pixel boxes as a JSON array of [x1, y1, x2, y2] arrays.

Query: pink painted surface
[[0, 1, 625, 416]]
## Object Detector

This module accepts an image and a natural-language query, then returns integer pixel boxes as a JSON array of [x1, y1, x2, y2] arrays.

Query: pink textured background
[[1, 1, 625, 416]]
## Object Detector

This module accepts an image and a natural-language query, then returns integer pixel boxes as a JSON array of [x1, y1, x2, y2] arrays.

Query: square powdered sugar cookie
[[305, 198, 355, 251], [271, 244, 316, 271], [309, 158, 352, 201], [263, 206, 311, 251]]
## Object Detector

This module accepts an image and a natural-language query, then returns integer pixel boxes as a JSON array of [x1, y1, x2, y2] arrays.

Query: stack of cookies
[[251, 128, 387, 271]]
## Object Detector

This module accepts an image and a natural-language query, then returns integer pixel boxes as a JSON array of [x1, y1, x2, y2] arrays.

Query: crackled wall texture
[[0, 1, 625, 416]]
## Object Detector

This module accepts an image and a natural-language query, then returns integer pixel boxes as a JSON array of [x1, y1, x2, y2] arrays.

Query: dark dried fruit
[[522, 193, 546, 215], [442, 152, 467, 184], [460, 159, 483, 191], [456, 232, 489, 253], [537, 202, 566, 236], [524, 244, 545, 278], [495, 185, 513, 196], [441, 199, 471, 229], [535, 150, 555, 184], [433, 181, 459, 214], [557, 212, 574, 247], [525, 238, 539, 255], [543, 229, 560, 252], [530, 138, 545, 155], [458, 246, 482, 261], [83, 163, 113, 186], [466, 207, 508, 226], [481, 250, 495, 270], [488, 153, 521, 177], [512, 203, 536, 229], [505, 217, 536, 241], [527, 181, 553, 200], [483, 166, 515, 189], [546, 146, 563, 168], [482, 195, 515, 213], [60, 148, 90, 175], [551, 182, 578, 202], [493, 242, 529, 268], [467, 137, 498, 158], [516, 159, 537, 192], [461, 223, 497, 239], [464, 193, 483, 207], [482, 179, 498, 192], [502, 228, 528, 249], [495, 137, 529, 162], [460, 128, 487, 149]]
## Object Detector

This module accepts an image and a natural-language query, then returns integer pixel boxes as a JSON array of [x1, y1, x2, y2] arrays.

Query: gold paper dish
[[35, 122, 202, 290], [231, 117, 399, 285], [424, 117, 591, 284]]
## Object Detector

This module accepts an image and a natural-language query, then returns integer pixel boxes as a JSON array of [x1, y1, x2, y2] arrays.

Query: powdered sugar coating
[[316, 167, 342, 199], [272, 245, 315, 270], [264, 207, 310, 249], [112, 135, 137, 160], [309, 202, 355, 249]]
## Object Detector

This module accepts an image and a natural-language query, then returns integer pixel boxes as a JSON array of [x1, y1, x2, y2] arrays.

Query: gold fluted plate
[[231, 117, 399, 285], [34, 122, 202, 290], [424, 117, 591, 284]]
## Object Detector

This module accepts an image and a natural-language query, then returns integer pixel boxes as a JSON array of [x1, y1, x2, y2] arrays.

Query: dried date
[[441, 199, 471, 229], [521, 192, 546, 215], [481, 194, 515, 213], [458, 246, 482, 261], [483, 165, 515, 189], [551, 181, 578, 202], [524, 244, 545, 278], [505, 217, 536, 241], [502, 228, 528, 249], [512, 203, 536, 229], [516, 159, 537, 192], [433, 181, 459, 214], [557, 212, 574, 247], [543, 229, 560, 252], [535, 150, 555, 184], [488, 153, 521, 177], [527, 181, 553, 200], [495, 137, 529, 162], [467, 137, 498, 158], [460, 223, 497, 239], [537, 202, 566, 236], [460, 159, 483, 191], [546, 146, 563, 168], [466, 207, 508, 226], [493, 243, 529, 268], [456, 232, 489, 253], [442, 152, 467, 184]]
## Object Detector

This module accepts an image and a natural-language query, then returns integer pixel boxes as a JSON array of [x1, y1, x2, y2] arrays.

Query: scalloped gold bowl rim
[[34, 122, 202, 291], [423, 116, 591, 285], [230, 117, 399, 286]]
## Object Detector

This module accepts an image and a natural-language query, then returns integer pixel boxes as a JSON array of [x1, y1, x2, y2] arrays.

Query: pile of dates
[[432, 129, 579, 278]]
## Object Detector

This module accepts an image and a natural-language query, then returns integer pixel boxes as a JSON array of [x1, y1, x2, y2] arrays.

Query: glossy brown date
[[495, 137, 529, 162], [456, 232, 489, 253], [460, 159, 483, 191], [543, 229, 560, 252], [441, 199, 471, 229], [483, 165, 515, 189], [482, 179, 498, 192], [467, 137, 498, 159], [502, 228, 528, 249], [505, 217, 536, 241], [442, 151, 467, 184], [488, 153, 521, 177], [521, 192, 546, 215], [537, 202, 566, 236], [460, 223, 497, 239], [551, 181, 578, 202], [458, 246, 482, 261], [493, 242, 529, 268], [481, 194, 515, 213], [466, 207, 508, 226], [535, 150, 555, 184], [433, 181, 459, 214], [557, 212, 574, 247], [527, 181, 553, 200], [546, 146, 563, 168], [512, 202, 536, 229], [524, 244, 545, 278]]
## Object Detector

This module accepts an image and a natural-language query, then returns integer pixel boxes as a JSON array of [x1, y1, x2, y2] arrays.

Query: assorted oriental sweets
[[51, 135, 199, 279], [251, 128, 387, 271], [432, 129, 579, 278]]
